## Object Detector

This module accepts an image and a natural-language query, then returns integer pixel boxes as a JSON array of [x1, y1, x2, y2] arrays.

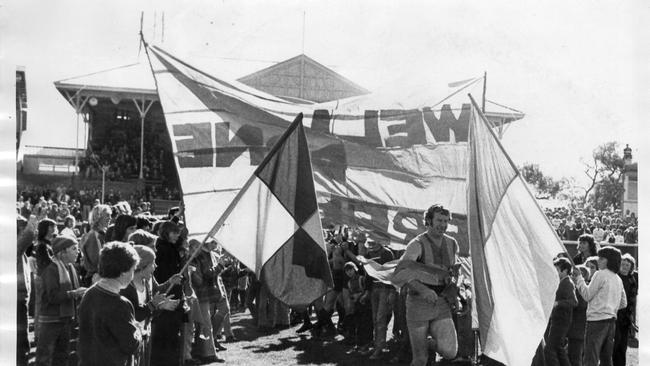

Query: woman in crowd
[[80, 204, 112, 286], [573, 234, 599, 265], [32, 218, 58, 340], [151, 221, 186, 366], [59, 215, 78, 238], [77, 242, 142, 366], [120, 245, 181, 366], [109, 214, 138, 242], [613, 254, 638, 366], [188, 239, 226, 364]]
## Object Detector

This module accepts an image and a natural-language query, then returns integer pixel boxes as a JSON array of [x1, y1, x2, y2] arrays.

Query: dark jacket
[[567, 290, 588, 339], [78, 285, 140, 366], [550, 276, 577, 325], [17, 229, 35, 299], [573, 252, 587, 266], [120, 278, 174, 323], [39, 261, 76, 321], [190, 250, 221, 303], [617, 271, 638, 327], [153, 238, 182, 300]]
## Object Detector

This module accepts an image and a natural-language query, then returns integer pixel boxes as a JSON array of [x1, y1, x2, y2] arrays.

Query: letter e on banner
[[173, 122, 213, 168]]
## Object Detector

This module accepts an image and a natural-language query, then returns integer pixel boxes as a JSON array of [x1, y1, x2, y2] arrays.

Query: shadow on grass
[[230, 313, 405, 366], [239, 331, 406, 366]]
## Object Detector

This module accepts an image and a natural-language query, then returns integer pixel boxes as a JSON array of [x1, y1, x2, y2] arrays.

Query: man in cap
[[400, 204, 459, 365]]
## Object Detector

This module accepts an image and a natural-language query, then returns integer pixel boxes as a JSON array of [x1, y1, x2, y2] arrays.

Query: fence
[[562, 241, 638, 264], [150, 199, 182, 216]]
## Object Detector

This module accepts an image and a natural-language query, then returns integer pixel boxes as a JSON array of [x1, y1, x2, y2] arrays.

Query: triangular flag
[[207, 113, 333, 307]]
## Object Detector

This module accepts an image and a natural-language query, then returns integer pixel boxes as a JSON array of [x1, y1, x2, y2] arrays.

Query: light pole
[[133, 96, 154, 179], [101, 165, 109, 204]]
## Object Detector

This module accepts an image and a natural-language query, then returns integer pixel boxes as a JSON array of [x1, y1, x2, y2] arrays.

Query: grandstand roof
[[237, 54, 369, 103], [53, 56, 523, 124], [54, 63, 158, 101], [22, 145, 84, 158]]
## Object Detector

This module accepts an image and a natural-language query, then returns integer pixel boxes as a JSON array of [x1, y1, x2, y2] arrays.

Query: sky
[[3, 0, 648, 186]]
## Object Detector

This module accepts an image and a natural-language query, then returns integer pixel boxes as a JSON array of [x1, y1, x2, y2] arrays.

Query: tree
[[556, 177, 587, 204], [591, 176, 625, 211], [521, 163, 545, 189], [593, 141, 625, 179], [582, 141, 625, 210], [520, 163, 563, 198]]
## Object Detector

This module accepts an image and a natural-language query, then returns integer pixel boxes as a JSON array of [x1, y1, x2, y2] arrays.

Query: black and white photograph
[[2, 1, 647, 365]]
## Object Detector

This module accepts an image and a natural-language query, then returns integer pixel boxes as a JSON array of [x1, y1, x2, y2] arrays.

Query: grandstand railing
[[150, 199, 181, 216], [563, 241, 638, 263]]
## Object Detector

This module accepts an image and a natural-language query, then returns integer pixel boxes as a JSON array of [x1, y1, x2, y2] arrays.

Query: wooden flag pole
[[481, 71, 487, 114], [473, 329, 481, 365], [170, 169, 258, 288]]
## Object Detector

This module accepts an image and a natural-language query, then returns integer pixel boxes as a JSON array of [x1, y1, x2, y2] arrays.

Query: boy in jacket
[[544, 257, 578, 366]]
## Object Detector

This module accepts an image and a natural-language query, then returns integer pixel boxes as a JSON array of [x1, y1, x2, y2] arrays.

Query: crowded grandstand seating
[[17, 182, 181, 221], [545, 206, 638, 244], [78, 135, 175, 182]]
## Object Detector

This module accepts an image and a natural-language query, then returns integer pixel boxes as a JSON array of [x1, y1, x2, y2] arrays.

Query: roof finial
[[623, 144, 632, 162]]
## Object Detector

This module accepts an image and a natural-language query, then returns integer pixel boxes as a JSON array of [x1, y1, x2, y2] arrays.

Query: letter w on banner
[[204, 113, 333, 307], [466, 94, 567, 365]]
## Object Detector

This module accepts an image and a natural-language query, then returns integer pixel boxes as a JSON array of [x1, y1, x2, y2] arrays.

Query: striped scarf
[[51, 257, 79, 318]]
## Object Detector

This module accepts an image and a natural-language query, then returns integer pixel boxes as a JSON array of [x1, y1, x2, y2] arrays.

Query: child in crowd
[[544, 257, 577, 366], [572, 246, 627, 366], [567, 265, 590, 366], [613, 254, 638, 366], [341, 262, 373, 355]]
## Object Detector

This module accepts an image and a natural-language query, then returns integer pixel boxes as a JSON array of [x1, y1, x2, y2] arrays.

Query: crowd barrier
[[150, 199, 182, 216], [563, 241, 638, 264]]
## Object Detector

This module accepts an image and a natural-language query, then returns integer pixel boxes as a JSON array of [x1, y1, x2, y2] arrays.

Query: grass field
[[27, 310, 638, 365], [203, 311, 639, 366]]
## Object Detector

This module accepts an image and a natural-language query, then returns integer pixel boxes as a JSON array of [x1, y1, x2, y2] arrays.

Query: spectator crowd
[[16, 198, 638, 366], [17, 183, 181, 223], [545, 206, 638, 244]]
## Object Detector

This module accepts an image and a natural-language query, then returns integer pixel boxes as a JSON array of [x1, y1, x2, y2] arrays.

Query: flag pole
[[139, 24, 201, 295], [481, 71, 487, 114], [167, 167, 258, 295], [204, 113, 305, 241]]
